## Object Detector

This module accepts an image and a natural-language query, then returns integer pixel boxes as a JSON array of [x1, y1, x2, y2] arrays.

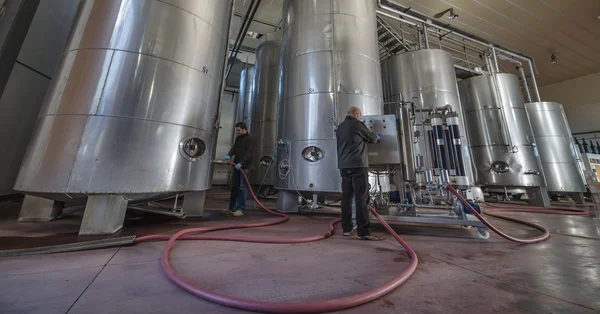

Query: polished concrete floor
[[0, 190, 599, 314]]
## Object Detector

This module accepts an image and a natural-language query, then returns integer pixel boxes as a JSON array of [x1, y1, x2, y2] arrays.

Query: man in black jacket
[[222, 122, 254, 217], [336, 106, 382, 240]]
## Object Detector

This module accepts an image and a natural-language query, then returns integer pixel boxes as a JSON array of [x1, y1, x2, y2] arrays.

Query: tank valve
[[276, 139, 287, 150], [212, 160, 229, 165]]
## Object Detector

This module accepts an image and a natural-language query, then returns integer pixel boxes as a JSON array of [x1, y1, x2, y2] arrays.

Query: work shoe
[[343, 230, 357, 237], [221, 209, 234, 215], [233, 210, 244, 217], [358, 234, 383, 241]]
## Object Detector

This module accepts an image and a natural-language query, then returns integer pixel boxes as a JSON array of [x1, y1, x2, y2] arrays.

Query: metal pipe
[[517, 65, 532, 102], [489, 73, 516, 152], [226, 0, 262, 79], [528, 59, 541, 101], [128, 206, 185, 218], [376, 9, 417, 27], [491, 47, 500, 73], [422, 24, 429, 49], [402, 203, 453, 210], [378, 9, 484, 68], [225, 0, 256, 75], [378, 0, 541, 96]]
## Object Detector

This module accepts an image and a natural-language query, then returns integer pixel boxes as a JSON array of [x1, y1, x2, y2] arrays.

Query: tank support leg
[[277, 190, 299, 213], [79, 195, 128, 235], [526, 187, 551, 207], [567, 192, 585, 205], [18, 195, 64, 222], [182, 191, 206, 217]]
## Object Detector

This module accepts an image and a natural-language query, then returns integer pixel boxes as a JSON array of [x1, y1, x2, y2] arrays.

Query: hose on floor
[[446, 186, 587, 244], [134, 164, 418, 314], [1, 166, 590, 312]]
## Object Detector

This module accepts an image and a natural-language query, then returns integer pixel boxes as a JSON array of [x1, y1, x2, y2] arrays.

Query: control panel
[[362, 114, 401, 165]]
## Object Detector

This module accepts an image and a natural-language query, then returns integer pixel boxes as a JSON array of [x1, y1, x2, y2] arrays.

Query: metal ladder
[[377, 16, 411, 61]]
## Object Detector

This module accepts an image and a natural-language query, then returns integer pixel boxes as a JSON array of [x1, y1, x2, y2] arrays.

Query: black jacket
[[336, 116, 378, 169], [228, 133, 254, 169]]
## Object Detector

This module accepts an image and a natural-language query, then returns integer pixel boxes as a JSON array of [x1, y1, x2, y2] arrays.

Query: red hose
[[135, 164, 418, 313], [447, 186, 587, 244], [134, 164, 584, 312]]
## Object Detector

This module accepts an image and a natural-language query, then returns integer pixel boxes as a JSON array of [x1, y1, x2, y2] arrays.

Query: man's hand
[[235, 163, 242, 170], [375, 134, 381, 141], [224, 155, 231, 161]]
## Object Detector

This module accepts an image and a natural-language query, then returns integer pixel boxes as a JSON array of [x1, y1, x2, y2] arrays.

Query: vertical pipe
[[423, 24, 429, 49], [517, 65, 532, 103], [417, 29, 422, 50], [527, 59, 541, 101], [491, 47, 500, 73]]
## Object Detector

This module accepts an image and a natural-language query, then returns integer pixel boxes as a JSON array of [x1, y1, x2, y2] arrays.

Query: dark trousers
[[340, 167, 371, 237], [229, 169, 250, 212]]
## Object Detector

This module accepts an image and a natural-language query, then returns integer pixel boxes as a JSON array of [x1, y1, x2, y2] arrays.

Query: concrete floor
[[0, 190, 599, 314]]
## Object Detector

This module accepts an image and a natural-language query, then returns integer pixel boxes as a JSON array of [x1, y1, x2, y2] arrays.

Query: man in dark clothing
[[222, 122, 254, 217], [336, 106, 382, 240]]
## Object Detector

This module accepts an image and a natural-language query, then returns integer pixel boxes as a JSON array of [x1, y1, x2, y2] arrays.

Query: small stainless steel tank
[[525, 102, 586, 193], [458, 73, 545, 188]]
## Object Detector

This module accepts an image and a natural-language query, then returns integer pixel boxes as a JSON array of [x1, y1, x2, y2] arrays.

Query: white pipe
[[527, 59, 541, 101]]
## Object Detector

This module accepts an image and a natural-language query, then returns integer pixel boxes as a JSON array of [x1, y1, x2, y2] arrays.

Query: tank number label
[[308, 88, 315, 93], [202, 66, 208, 74]]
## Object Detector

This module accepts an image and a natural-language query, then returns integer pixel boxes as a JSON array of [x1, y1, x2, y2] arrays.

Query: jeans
[[229, 168, 250, 212], [340, 167, 371, 237]]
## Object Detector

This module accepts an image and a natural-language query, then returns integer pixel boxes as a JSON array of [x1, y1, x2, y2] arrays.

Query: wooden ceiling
[[230, 0, 600, 86]]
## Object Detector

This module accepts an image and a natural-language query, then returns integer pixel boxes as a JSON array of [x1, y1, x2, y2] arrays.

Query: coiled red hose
[[135, 164, 419, 313], [446, 186, 587, 244], [134, 166, 586, 312]]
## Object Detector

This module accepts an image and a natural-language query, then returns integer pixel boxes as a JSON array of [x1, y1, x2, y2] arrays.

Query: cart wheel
[[476, 228, 490, 240]]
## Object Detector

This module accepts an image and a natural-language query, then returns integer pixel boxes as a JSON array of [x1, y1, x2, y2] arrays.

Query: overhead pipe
[[377, 0, 541, 101], [225, 0, 262, 79]]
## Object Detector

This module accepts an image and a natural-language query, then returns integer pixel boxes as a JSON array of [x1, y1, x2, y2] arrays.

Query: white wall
[[539, 72, 600, 134]]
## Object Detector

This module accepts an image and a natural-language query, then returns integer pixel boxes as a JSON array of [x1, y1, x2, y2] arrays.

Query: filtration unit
[[250, 32, 280, 188], [235, 65, 255, 132], [374, 49, 488, 238], [525, 102, 586, 203], [276, 0, 384, 211], [458, 73, 550, 206], [14, 0, 233, 233], [381, 49, 479, 199]]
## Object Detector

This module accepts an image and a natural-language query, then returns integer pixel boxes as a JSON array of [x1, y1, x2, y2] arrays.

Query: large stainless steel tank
[[458, 73, 545, 188], [381, 49, 476, 188], [235, 65, 255, 132], [0, 0, 80, 196], [250, 32, 280, 186], [276, 0, 383, 194], [14, 0, 233, 202], [525, 102, 586, 192]]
